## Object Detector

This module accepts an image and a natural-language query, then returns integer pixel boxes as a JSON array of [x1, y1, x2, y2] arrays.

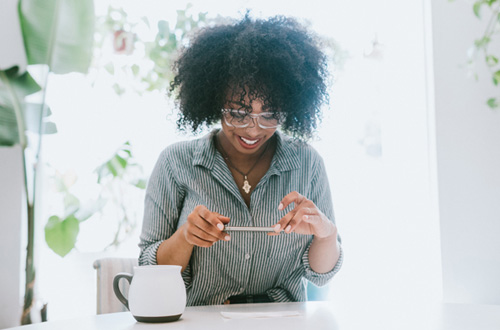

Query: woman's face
[[220, 98, 277, 157]]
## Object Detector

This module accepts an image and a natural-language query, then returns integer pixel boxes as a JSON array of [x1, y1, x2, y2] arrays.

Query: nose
[[244, 117, 261, 136]]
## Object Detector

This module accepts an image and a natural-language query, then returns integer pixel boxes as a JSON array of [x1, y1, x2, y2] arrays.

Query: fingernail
[[225, 235, 231, 241], [285, 225, 291, 233], [217, 223, 224, 231], [274, 224, 281, 232], [303, 215, 308, 221], [278, 203, 283, 210]]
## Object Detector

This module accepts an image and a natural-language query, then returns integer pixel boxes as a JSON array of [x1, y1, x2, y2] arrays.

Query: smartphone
[[223, 225, 276, 232]]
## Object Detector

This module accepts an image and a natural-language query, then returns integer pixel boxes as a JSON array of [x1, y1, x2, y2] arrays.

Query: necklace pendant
[[242, 176, 251, 194]]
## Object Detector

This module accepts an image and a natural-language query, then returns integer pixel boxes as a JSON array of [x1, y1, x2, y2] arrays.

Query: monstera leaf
[[19, 0, 95, 74], [0, 66, 57, 147], [0, 66, 41, 146], [0, 0, 95, 148]]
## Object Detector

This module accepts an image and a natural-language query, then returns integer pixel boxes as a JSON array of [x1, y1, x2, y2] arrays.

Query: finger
[[189, 223, 230, 243], [214, 214, 231, 240], [289, 204, 324, 232], [193, 219, 229, 241], [277, 206, 314, 234], [199, 208, 228, 230], [283, 213, 304, 233], [274, 201, 313, 233], [189, 235, 214, 248], [188, 224, 218, 242], [274, 211, 295, 233], [278, 191, 306, 211], [285, 208, 315, 234], [185, 225, 216, 247], [187, 214, 225, 242], [215, 213, 231, 225], [293, 207, 316, 223], [196, 208, 229, 240]]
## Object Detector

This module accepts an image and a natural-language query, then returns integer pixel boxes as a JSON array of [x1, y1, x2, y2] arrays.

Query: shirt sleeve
[[138, 149, 186, 266], [301, 152, 343, 286], [302, 240, 343, 285]]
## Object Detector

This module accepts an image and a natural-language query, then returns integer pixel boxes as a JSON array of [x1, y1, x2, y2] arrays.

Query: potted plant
[[0, 0, 94, 324]]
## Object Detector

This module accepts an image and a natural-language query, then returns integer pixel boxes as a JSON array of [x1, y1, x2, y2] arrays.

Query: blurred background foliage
[[45, 141, 146, 257], [92, 4, 223, 95], [44, 3, 215, 257]]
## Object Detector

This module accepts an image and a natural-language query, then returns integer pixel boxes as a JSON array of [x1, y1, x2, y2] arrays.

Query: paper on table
[[220, 311, 302, 319]]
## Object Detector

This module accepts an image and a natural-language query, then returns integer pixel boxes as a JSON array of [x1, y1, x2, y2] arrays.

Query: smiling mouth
[[240, 136, 259, 145]]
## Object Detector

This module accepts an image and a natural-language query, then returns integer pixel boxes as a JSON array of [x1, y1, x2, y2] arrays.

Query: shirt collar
[[192, 129, 301, 173], [192, 129, 218, 169], [271, 130, 301, 173]]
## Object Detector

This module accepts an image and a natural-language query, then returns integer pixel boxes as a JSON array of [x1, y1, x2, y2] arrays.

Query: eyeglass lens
[[223, 110, 279, 128]]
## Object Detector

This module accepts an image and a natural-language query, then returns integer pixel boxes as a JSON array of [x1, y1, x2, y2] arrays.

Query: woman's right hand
[[183, 205, 231, 247]]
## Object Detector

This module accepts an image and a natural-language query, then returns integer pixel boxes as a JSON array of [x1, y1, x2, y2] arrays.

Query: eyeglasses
[[221, 109, 283, 129]]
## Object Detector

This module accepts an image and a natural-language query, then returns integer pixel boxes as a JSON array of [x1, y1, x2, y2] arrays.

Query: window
[[37, 0, 441, 320]]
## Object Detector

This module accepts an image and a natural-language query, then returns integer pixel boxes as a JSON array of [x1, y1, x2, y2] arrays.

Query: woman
[[139, 15, 342, 306]]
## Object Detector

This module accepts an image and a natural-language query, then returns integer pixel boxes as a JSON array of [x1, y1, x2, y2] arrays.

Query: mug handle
[[113, 272, 133, 310]]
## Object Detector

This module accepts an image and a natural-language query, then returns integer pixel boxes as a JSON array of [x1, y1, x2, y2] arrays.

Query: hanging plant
[[458, 0, 500, 108]]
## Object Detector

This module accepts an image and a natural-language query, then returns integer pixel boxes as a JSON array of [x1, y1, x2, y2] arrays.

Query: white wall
[[0, 147, 23, 328], [431, 0, 500, 304], [0, 0, 26, 71], [0, 0, 26, 327]]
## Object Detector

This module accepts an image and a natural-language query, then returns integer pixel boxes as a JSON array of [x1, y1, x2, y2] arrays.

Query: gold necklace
[[216, 136, 270, 194]]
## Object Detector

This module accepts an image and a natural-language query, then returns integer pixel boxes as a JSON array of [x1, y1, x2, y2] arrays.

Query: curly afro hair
[[170, 15, 330, 139]]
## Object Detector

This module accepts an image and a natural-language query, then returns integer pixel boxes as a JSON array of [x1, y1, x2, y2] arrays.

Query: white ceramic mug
[[113, 265, 186, 323]]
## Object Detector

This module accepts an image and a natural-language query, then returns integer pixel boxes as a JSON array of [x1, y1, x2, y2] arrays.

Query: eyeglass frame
[[221, 109, 284, 129]]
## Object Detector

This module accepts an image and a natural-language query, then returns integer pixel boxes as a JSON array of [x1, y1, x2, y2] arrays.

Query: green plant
[[45, 142, 146, 257], [459, 0, 500, 108], [0, 0, 94, 324]]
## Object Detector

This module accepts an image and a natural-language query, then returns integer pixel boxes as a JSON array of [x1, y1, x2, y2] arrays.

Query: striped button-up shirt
[[139, 129, 343, 306]]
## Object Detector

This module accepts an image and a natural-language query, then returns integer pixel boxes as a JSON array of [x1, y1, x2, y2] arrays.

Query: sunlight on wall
[[35, 0, 441, 321]]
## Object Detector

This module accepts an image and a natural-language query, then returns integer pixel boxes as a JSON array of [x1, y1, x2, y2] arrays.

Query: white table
[[4, 301, 500, 330], [5, 302, 336, 330]]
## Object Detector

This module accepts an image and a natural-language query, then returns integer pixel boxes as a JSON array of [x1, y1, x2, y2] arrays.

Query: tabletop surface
[[4, 301, 500, 330], [5, 302, 336, 330]]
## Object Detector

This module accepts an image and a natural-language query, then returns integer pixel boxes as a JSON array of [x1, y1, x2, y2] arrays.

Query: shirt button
[[244, 253, 251, 260]]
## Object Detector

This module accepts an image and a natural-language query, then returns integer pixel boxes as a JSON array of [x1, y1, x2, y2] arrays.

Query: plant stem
[[17, 66, 50, 325], [35, 68, 50, 169], [21, 68, 51, 324], [21, 190, 35, 325], [31, 68, 50, 243]]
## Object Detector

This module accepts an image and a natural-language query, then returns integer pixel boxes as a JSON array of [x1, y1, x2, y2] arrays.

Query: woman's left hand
[[272, 191, 337, 239]]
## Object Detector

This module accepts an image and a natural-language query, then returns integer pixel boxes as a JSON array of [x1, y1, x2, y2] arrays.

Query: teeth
[[240, 137, 258, 145]]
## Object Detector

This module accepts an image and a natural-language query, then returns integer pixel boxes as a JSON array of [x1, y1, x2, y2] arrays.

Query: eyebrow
[[227, 101, 251, 110]]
